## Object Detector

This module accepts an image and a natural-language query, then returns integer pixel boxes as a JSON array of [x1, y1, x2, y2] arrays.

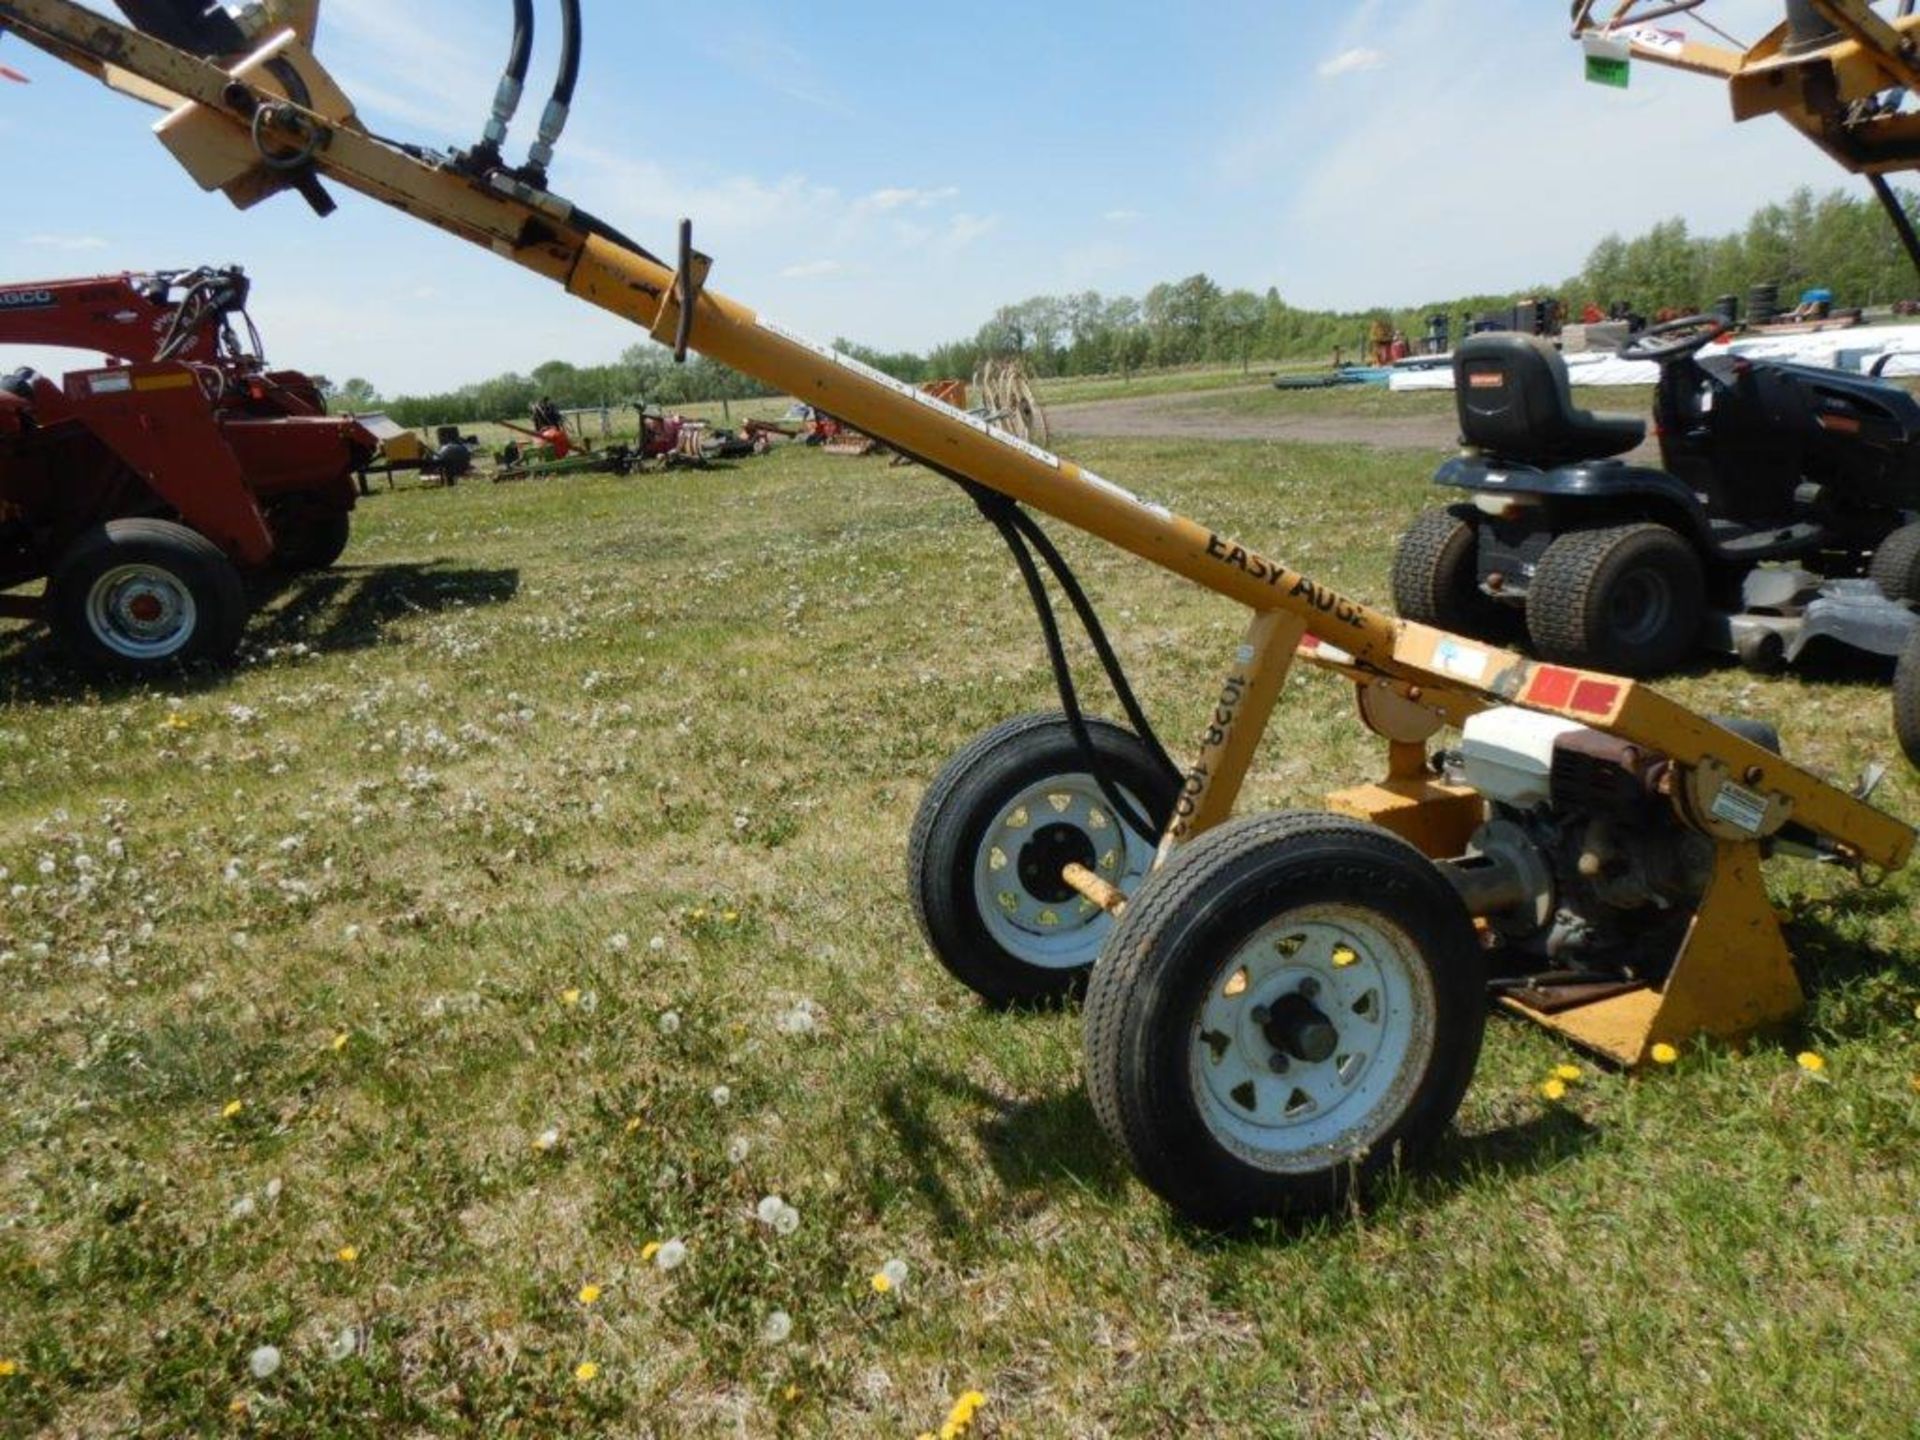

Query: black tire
[[267, 497, 351, 571], [1896, 629, 1920, 771], [1526, 522, 1705, 676], [49, 518, 248, 674], [908, 713, 1180, 1007], [1391, 507, 1509, 638], [1868, 522, 1920, 605], [1083, 812, 1486, 1229]]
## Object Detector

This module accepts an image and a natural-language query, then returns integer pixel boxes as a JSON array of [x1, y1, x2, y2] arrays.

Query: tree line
[[329, 184, 1920, 422]]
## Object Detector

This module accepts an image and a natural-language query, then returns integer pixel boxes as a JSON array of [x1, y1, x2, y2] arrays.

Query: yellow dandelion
[[161, 713, 193, 733], [1650, 1042, 1680, 1066], [690, 907, 708, 923], [561, 988, 582, 1008], [331, 1031, 349, 1052], [624, 1117, 643, 1135], [222, 1100, 244, 1120], [1797, 1051, 1827, 1074], [574, 1361, 599, 1384], [723, 910, 740, 924], [228, 1396, 248, 1415], [782, 1384, 803, 1403], [336, 1246, 359, 1265], [641, 1241, 662, 1262], [0, 1359, 17, 1377], [578, 1283, 602, 1306], [870, 1271, 894, 1294], [1553, 1064, 1582, 1083], [1540, 1077, 1568, 1102]]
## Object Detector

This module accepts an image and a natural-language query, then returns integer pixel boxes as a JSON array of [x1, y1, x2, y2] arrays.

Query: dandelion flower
[[0, 1359, 17, 1377], [653, 1238, 687, 1271], [722, 910, 740, 924], [782, 1384, 802, 1403], [1540, 1078, 1568, 1102], [773, 1204, 800, 1237], [326, 1327, 358, 1364], [1797, 1051, 1827, 1074], [880, 1258, 909, 1289], [625, 1117, 643, 1135], [710, 1084, 732, 1108], [658, 1010, 682, 1036], [1650, 1042, 1680, 1066], [606, 932, 631, 954], [533, 1127, 561, 1153], [1553, 1064, 1582, 1083], [870, 1271, 895, 1295], [761, 1309, 793, 1344], [336, 1246, 358, 1265], [222, 1100, 245, 1120], [648, 934, 666, 953], [230, 1194, 258, 1221], [561, 988, 582, 1008], [331, 1032, 349, 1052], [727, 1136, 751, 1165], [574, 1361, 599, 1384], [578, 1283, 602, 1306], [641, 1241, 662, 1262], [248, 1345, 282, 1380]]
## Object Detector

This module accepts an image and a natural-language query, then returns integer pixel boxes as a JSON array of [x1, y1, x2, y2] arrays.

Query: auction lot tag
[[1584, 33, 1631, 87]]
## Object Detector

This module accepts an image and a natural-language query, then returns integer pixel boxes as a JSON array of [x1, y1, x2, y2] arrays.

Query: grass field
[[2, 430, 1918, 1437]]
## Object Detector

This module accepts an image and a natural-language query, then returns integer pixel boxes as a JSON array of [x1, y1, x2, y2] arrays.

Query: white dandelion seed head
[[264, 1177, 283, 1202], [606, 932, 631, 954], [880, 1258, 910, 1289], [761, 1310, 793, 1344], [248, 1344, 282, 1379], [658, 1011, 681, 1035], [710, 1085, 731, 1108], [229, 1194, 258, 1221], [654, 1238, 687, 1270], [756, 1195, 785, 1226], [326, 1326, 359, 1364], [773, 1204, 800, 1237], [648, 934, 666, 953], [727, 1137, 751, 1165], [535, 1127, 561, 1152]]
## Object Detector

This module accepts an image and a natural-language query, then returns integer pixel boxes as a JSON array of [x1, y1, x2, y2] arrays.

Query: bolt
[[1268, 1054, 1290, 1075]]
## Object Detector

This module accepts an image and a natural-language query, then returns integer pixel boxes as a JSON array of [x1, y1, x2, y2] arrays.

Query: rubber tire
[[268, 499, 351, 572], [49, 518, 248, 674], [1896, 629, 1920, 771], [1526, 523, 1705, 676], [908, 713, 1179, 1007], [1082, 812, 1486, 1229], [1868, 522, 1920, 604], [1391, 507, 1509, 638]]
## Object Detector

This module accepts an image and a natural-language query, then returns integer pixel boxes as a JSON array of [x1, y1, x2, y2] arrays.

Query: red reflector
[[1525, 667, 1578, 709], [1571, 679, 1623, 717]]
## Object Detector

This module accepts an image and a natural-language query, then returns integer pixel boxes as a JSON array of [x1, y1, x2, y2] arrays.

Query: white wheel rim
[[85, 563, 197, 661], [1187, 903, 1436, 1172], [971, 773, 1156, 971]]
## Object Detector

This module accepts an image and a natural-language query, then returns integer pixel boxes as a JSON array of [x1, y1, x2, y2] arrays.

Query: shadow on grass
[[0, 560, 519, 706]]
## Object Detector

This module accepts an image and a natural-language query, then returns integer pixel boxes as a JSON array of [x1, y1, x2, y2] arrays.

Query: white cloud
[[861, 186, 961, 213], [1103, 209, 1145, 223], [780, 259, 844, 279], [1318, 47, 1385, 78], [23, 234, 108, 251]]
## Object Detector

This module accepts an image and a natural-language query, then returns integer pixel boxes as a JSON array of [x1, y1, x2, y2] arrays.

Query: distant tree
[[335, 377, 379, 412]]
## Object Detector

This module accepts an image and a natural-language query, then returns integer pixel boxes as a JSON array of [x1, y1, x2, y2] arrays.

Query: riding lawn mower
[[1394, 316, 1920, 676]]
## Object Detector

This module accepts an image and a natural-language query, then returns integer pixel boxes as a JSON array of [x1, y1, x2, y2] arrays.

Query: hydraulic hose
[[474, 0, 535, 163], [526, 0, 582, 177]]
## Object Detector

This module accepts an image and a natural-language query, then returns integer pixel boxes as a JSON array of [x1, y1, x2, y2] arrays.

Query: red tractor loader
[[0, 266, 376, 673]]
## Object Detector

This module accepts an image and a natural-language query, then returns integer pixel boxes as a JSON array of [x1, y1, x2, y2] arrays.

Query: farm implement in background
[[5, 0, 1912, 1225]]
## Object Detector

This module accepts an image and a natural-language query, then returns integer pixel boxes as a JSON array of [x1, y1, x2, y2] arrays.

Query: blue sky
[[0, 0, 1858, 394]]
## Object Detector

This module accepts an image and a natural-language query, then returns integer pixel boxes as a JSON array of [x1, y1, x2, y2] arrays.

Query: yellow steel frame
[[7, 0, 1912, 1063]]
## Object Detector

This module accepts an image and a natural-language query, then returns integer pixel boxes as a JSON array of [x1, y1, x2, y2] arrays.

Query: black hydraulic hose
[[470, 0, 535, 166], [525, 0, 583, 177], [1870, 173, 1920, 281], [1004, 508, 1182, 791], [507, 0, 535, 87], [965, 490, 1161, 843]]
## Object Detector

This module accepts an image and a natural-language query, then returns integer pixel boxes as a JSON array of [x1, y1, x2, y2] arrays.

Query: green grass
[[1, 436, 1918, 1437], [1033, 366, 1278, 407]]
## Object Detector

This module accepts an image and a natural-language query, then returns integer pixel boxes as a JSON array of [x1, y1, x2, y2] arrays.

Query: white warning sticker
[[1433, 638, 1490, 682], [87, 372, 134, 395], [1708, 782, 1770, 836]]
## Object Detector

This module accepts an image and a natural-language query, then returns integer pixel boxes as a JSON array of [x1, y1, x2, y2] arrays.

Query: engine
[[1442, 708, 1717, 969]]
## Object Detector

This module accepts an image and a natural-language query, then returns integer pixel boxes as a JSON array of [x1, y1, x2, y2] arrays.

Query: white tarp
[[1389, 322, 1920, 391]]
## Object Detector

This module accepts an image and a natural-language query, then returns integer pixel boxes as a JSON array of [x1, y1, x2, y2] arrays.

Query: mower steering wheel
[[1618, 314, 1731, 365]]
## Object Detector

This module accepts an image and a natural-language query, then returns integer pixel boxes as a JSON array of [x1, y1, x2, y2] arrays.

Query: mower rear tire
[[1082, 811, 1485, 1228], [50, 518, 248, 674], [908, 713, 1178, 1007], [1391, 508, 1508, 638], [1896, 629, 1920, 771], [1526, 522, 1704, 676], [1869, 522, 1920, 605], [268, 497, 352, 571]]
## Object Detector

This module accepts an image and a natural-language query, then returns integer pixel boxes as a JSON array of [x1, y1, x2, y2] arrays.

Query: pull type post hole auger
[[8, 0, 1911, 1227]]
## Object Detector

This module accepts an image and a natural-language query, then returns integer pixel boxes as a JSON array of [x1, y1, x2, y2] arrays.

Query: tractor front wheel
[[908, 713, 1178, 1006], [1896, 628, 1920, 771], [1082, 812, 1485, 1228], [50, 518, 248, 674], [1391, 507, 1508, 639]]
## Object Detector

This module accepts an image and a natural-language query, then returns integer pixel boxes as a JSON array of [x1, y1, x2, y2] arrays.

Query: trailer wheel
[[1869, 522, 1920, 604], [50, 518, 247, 673], [1526, 523, 1704, 676], [1391, 507, 1508, 637], [1896, 629, 1920, 771], [1082, 812, 1485, 1228], [908, 713, 1178, 1006], [267, 497, 352, 571]]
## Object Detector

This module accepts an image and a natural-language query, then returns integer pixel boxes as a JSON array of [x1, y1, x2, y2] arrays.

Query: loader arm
[[3, 0, 1908, 879], [0, 271, 224, 364]]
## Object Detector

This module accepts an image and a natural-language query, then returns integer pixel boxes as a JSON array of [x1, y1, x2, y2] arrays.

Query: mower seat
[[1455, 334, 1645, 465]]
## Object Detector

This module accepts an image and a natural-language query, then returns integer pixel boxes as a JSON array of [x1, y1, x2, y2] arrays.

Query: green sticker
[[1586, 54, 1631, 88]]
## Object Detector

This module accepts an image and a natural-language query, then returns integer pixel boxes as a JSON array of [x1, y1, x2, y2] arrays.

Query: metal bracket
[[649, 218, 711, 363]]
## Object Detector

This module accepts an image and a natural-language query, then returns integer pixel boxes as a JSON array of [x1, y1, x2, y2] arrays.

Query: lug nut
[[1250, 1005, 1270, 1025], [1268, 1054, 1290, 1074], [1298, 978, 1320, 1000]]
